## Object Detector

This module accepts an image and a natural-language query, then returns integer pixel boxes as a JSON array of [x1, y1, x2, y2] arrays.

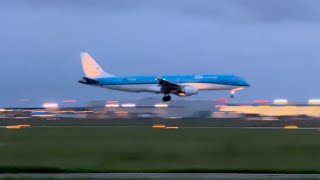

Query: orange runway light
[[258, 106, 271, 108], [152, 124, 166, 129], [284, 125, 298, 129], [284, 106, 297, 109], [18, 124, 31, 128], [6, 126, 21, 129]]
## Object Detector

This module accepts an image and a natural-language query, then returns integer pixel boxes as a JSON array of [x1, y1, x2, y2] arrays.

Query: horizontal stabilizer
[[78, 77, 100, 85]]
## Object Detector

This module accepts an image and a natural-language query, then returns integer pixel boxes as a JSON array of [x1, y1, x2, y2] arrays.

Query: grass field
[[0, 127, 320, 173]]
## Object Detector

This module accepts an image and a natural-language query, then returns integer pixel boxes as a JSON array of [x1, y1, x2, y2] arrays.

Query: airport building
[[1, 99, 320, 120], [88, 98, 320, 119]]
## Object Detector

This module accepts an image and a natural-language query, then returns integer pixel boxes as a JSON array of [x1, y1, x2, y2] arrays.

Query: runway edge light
[[308, 99, 320, 105], [154, 104, 168, 108], [273, 99, 288, 105], [43, 103, 59, 109]]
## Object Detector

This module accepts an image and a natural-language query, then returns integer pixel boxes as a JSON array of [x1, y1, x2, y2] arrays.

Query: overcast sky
[[1, 0, 320, 107]]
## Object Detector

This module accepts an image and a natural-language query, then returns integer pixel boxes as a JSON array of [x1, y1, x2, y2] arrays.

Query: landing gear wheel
[[162, 95, 171, 102], [230, 90, 236, 99]]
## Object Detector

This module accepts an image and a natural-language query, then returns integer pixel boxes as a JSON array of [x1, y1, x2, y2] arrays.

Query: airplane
[[79, 52, 250, 102]]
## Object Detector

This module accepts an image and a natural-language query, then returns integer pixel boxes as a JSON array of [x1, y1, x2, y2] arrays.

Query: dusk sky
[[1, 0, 320, 107]]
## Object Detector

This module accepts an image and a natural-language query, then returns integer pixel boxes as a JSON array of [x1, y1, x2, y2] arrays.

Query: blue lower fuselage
[[92, 74, 250, 93]]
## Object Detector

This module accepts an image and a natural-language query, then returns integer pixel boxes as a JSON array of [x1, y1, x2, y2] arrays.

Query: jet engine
[[177, 86, 199, 96]]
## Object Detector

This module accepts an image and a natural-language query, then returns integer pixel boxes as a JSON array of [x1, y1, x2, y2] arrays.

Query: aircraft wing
[[157, 78, 181, 94]]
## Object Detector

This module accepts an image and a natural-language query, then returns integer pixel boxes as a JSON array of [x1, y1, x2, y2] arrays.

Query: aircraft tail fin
[[81, 52, 114, 79]]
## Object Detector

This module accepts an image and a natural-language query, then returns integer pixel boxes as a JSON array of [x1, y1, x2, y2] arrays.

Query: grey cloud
[[4, 0, 320, 23], [234, 0, 320, 22], [0, 0, 320, 106]]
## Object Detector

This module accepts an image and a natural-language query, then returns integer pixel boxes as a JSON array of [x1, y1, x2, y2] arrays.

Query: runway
[[0, 173, 320, 179], [1, 125, 320, 130]]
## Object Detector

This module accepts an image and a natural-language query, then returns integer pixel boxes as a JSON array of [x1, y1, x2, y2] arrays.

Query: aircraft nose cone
[[237, 79, 250, 87], [242, 80, 251, 87]]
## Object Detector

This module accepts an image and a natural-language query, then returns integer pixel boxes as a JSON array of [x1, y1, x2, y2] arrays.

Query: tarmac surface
[[0, 173, 320, 179], [1, 125, 320, 130]]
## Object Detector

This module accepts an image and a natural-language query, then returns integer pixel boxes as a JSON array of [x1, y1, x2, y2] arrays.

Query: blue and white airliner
[[79, 53, 250, 102]]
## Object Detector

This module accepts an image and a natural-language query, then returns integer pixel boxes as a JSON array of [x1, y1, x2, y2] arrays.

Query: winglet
[[81, 52, 114, 79]]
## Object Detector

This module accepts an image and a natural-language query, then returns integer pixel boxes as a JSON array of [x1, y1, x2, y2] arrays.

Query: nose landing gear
[[230, 87, 244, 98], [162, 94, 172, 102]]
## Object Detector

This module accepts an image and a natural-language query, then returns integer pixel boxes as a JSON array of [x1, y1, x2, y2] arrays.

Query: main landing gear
[[162, 94, 172, 102], [230, 90, 236, 99]]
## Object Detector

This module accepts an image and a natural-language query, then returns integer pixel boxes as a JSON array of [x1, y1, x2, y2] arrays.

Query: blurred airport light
[[105, 104, 120, 108], [214, 98, 229, 103], [308, 99, 320, 105], [154, 104, 168, 108], [284, 125, 298, 129], [254, 99, 269, 103], [258, 105, 271, 108], [273, 99, 288, 105], [105, 100, 120, 108], [121, 103, 136, 108], [107, 100, 119, 104], [114, 111, 129, 118], [6, 125, 21, 129], [0, 108, 13, 112], [152, 124, 166, 129], [43, 103, 59, 109], [284, 106, 297, 109], [62, 100, 77, 103], [166, 126, 179, 129]]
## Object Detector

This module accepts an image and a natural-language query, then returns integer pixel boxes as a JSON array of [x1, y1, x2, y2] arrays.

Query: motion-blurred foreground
[[1, 127, 320, 174], [2, 99, 320, 174]]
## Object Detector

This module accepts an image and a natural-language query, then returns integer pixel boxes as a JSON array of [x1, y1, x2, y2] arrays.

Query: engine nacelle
[[177, 86, 199, 96]]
